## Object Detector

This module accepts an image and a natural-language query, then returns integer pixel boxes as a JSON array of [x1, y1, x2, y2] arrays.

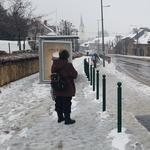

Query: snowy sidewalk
[[0, 56, 150, 150]]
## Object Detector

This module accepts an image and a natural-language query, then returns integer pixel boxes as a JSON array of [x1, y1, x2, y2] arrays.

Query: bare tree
[[98, 30, 109, 37], [7, 0, 46, 50], [0, 0, 46, 51], [0, 1, 11, 40], [0, 2, 6, 27], [57, 20, 78, 36], [7, 0, 33, 50], [29, 16, 43, 50], [0, 0, 5, 13]]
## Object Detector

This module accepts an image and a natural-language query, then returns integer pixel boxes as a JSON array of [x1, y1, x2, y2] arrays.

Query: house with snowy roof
[[27, 20, 56, 49], [115, 27, 150, 56], [79, 36, 116, 54], [28, 20, 56, 42], [136, 30, 150, 56]]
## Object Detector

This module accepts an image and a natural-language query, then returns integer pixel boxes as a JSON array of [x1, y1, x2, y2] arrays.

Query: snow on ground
[[107, 128, 130, 150], [0, 40, 31, 53], [0, 55, 150, 150], [111, 54, 150, 60]]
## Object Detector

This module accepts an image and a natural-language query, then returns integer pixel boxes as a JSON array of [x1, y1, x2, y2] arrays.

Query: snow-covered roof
[[79, 36, 116, 49], [92, 36, 116, 44], [79, 36, 116, 48], [39, 35, 79, 39], [80, 42, 90, 47], [137, 32, 150, 44], [122, 28, 145, 40], [47, 32, 56, 36], [43, 24, 54, 32], [122, 32, 136, 39], [121, 28, 150, 44]]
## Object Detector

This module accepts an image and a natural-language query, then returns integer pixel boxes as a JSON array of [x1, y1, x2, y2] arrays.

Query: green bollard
[[93, 67, 95, 91], [85, 61, 88, 76], [87, 62, 90, 81], [84, 59, 86, 74], [102, 75, 106, 111], [85, 59, 87, 75], [96, 70, 99, 99], [117, 82, 122, 133], [90, 65, 92, 85]]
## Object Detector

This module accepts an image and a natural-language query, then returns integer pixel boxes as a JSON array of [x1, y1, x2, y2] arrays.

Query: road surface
[[110, 55, 150, 87]]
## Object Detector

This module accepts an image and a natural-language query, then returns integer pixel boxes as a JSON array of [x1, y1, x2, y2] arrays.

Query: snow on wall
[[0, 40, 31, 53]]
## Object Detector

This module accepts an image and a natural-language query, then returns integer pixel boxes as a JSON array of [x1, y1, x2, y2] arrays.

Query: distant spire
[[80, 14, 84, 27]]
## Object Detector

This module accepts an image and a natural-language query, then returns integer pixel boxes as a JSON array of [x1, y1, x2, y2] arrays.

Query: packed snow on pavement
[[0, 56, 150, 150]]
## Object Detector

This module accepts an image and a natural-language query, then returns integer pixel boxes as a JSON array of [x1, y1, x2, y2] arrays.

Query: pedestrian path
[[0, 56, 150, 150]]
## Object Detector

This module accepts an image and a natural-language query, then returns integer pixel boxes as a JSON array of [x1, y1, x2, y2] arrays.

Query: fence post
[[93, 67, 95, 91], [90, 65, 92, 85], [96, 70, 99, 99], [102, 75, 106, 111], [117, 82, 122, 133], [8, 43, 11, 53]]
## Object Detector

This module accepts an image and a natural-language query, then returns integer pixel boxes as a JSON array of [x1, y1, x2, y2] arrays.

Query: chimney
[[133, 28, 137, 34], [144, 31, 147, 37], [44, 20, 47, 26]]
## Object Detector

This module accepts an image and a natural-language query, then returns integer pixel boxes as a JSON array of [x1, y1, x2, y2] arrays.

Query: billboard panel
[[39, 40, 72, 83]]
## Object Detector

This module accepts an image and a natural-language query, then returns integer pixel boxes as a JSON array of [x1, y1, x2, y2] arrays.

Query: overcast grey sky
[[30, 0, 150, 38]]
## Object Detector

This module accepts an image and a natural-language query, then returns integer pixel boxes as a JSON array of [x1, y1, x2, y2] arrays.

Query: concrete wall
[[0, 59, 39, 86]]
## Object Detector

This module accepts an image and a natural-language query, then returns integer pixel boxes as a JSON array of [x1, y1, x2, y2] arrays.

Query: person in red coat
[[51, 50, 78, 125]]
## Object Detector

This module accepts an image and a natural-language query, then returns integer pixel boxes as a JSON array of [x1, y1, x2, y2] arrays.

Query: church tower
[[79, 14, 85, 40]]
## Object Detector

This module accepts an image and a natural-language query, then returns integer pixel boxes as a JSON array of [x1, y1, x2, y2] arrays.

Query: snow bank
[[107, 128, 130, 150]]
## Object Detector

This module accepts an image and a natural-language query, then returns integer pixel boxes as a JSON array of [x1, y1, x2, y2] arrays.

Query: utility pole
[[97, 20, 100, 54], [56, 7, 57, 35], [136, 29, 139, 55], [100, 0, 110, 67], [101, 0, 105, 67]]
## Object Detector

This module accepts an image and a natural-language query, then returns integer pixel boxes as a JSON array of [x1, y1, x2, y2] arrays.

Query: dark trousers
[[55, 96, 72, 113], [93, 60, 96, 68]]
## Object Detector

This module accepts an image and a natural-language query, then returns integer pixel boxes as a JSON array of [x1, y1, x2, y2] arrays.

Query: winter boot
[[64, 113, 75, 125], [57, 112, 65, 123]]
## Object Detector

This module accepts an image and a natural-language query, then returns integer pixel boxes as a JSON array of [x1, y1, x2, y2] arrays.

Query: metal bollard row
[[102, 75, 122, 133], [84, 58, 122, 132]]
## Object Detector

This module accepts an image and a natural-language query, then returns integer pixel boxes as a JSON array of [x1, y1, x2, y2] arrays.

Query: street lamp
[[101, 0, 110, 67]]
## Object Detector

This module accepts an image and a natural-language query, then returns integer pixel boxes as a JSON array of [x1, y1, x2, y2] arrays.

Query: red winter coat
[[51, 58, 78, 97]]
